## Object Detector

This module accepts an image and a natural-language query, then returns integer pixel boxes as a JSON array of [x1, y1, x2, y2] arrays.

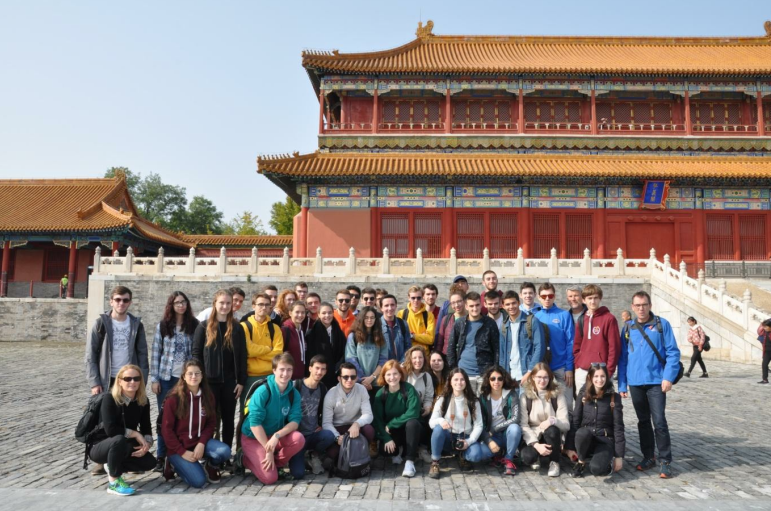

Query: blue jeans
[[288, 429, 337, 479], [630, 384, 671, 462], [168, 439, 231, 488], [464, 424, 522, 463], [430, 426, 466, 461], [155, 377, 178, 458]]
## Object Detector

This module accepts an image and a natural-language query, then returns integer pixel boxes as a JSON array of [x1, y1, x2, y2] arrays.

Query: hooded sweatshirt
[[535, 304, 574, 372], [573, 306, 621, 375], [241, 374, 302, 438], [397, 304, 436, 350], [242, 315, 284, 377], [161, 390, 216, 456]]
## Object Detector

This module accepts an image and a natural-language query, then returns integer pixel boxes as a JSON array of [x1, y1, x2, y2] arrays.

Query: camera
[[454, 438, 466, 450]]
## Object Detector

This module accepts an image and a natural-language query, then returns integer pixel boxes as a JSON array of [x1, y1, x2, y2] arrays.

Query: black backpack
[[400, 308, 428, 333], [243, 319, 276, 344], [74, 393, 108, 469], [335, 433, 371, 479]]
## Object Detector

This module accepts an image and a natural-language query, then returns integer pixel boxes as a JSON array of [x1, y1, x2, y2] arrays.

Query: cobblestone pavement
[[1, 342, 771, 506]]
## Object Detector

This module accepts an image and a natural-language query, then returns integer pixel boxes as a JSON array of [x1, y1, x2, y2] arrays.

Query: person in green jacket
[[373, 359, 421, 478], [240, 353, 305, 484]]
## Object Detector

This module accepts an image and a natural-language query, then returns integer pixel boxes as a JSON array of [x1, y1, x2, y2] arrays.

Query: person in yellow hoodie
[[240, 293, 284, 415], [397, 286, 436, 354]]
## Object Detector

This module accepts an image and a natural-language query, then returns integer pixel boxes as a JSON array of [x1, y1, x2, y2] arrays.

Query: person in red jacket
[[282, 301, 308, 378], [573, 284, 620, 390], [161, 359, 232, 487]]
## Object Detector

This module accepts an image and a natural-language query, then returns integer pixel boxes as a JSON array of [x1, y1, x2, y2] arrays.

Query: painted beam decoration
[[641, 181, 670, 210]]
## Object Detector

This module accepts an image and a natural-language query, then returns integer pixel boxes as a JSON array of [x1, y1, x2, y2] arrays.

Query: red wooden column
[[595, 209, 606, 259], [371, 89, 379, 134], [684, 91, 693, 136], [299, 206, 309, 258], [519, 208, 530, 258], [444, 89, 452, 133], [339, 93, 346, 127], [518, 89, 525, 134], [111, 241, 119, 254], [0, 241, 9, 297], [318, 89, 325, 134], [590, 91, 598, 135], [758, 92, 766, 136], [694, 210, 706, 266], [67, 241, 77, 298]]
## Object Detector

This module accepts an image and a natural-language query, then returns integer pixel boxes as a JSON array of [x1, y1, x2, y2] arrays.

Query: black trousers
[[762, 349, 771, 381], [687, 345, 707, 374], [521, 425, 561, 466], [574, 427, 614, 476], [380, 418, 422, 462], [210, 378, 238, 449], [89, 436, 156, 478]]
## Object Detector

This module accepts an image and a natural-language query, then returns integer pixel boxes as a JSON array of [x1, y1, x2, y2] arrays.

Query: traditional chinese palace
[[259, 21, 771, 267]]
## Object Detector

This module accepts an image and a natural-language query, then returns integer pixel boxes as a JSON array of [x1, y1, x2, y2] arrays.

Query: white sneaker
[[392, 453, 403, 465], [309, 454, 324, 475], [531, 463, 540, 471], [402, 460, 416, 478], [419, 447, 432, 464], [548, 461, 560, 477]]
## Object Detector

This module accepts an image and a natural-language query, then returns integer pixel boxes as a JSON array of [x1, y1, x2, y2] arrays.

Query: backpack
[[243, 319, 276, 344], [526, 395, 559, 417], [335, 433, 371, 479], [625, 316, 684, 385], [74, 393, 108, 469], [525, 314, 551, 365], [233, 377, 295, 465], [400, 308, 428, 334]]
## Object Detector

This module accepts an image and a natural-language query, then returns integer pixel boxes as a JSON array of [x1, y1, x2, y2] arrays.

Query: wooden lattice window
[[740, 215, 766, 260], [706, 215, 733, 260], [44, 247, 70, 282], [614, 103, 632, 124], [383, 102, 397, 123], [414, 213, 443, 258], [490, 213, 518, 259], [653, 103, 672, 124], [456, 213, 485, 258], [381, 214, 409, 258], [635, 103, 652, 124], [566, 214, 593, 258], [381, 99, 442, 127], [453, 100, 512, 127], [533, 214, 560, 258], [693, 102, 742, 126]]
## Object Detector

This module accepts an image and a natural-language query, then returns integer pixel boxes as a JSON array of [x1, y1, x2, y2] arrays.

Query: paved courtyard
[[1, 342, 770, 509]]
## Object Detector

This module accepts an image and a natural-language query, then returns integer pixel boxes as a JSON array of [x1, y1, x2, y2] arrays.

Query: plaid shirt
[[149, 323, 194, 383]]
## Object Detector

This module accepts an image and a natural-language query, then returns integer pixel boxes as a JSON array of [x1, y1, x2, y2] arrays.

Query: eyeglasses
[[364, 316, 376, 321], [254, 303, 270, 308], [173, 300, 187, 306], [409, 296, 423, 301], [534, 376, 550, 380], [337, 298, 351, 304], [590, 362, 607, 368], [632, 303, 650, 308], [362, 296, 375, 302], [121, 376, 141, 382], [349, 294, 360, 299], [185, 371, 202, 378], [340, 375, 357, 381], [113, 298, 131, 304], [539, 294, 555, 300], [489, 376, 504, 382]]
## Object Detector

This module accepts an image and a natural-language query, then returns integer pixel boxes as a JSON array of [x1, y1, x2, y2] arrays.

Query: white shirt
[[508, 318, 523, 381]]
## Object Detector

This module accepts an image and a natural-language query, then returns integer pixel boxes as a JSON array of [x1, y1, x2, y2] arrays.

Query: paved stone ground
[[1, 342, 771, 507]]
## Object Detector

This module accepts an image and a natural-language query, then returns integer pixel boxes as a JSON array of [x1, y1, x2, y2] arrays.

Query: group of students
[[84, 274, 683, 496]]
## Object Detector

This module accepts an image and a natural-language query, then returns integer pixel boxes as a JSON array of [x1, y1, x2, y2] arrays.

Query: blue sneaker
[[107, 477, 136, 496], [636, 457, 656, 471], [659, 461, 672, 479]]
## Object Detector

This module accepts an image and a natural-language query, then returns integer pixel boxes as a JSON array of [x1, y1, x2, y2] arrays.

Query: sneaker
[[402, 460, 416, 478], [636, 457, 656, 471], [204, 461, 221, 484], [418, 447, 432, 464], [699, 373, 709, 378], [548, 461, 560, 477], [428, 461, 441, 479], [531, 463, 540, 471], [321, 456, 334, 471], [277, 467, 294, 481], [153, 456, 165, 473], [162, 457, 175, 482], [90, 463, 106, 476], [659, 461, 672, 479], [309, 453, 324, 475], [107, 477, 136, 496], [758, 380, 769, 384], [571, 462, 585, 478], [503, 459, 517, 476], [683, 372, 691, 378]]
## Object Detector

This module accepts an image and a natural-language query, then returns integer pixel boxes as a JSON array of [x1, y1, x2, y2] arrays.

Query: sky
[[0, 1, 767, 232]]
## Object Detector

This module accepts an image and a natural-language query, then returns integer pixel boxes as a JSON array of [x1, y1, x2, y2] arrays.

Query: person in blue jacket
[[499, 290, 545, 394], [534, 283, 575, 413], [617, 291, 680, 479]]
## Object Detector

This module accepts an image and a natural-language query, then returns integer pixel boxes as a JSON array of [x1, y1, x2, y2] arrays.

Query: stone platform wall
[[0, 298, 87, 342]]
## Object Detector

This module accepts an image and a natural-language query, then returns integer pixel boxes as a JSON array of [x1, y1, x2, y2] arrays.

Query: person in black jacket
[[305, 302, 346, 389], [566, 364, 625, 478], [447, 292, 500, 395], [192, 289, 247, 451], [88, 364, 155, 496]]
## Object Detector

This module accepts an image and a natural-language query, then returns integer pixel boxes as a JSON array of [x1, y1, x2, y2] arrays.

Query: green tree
[[224, 211, 268, 235], [269, 196, 300, 235], [169, 196, 225, 234], [132, 173, 188, 228]]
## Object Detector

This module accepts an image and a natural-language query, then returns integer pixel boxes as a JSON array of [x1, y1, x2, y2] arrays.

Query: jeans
[[629, 384, 671, 462], [574, 427, 614, 476], [155, 376, 178, 458], [168, 439, 232, 488], [687, 346, 707, 374], [89, 436, 156, 478], [464, 424, 522, 463], [287, 429, 337, 479], [430, 426, 468, 461], [520, 425, 561, 466]]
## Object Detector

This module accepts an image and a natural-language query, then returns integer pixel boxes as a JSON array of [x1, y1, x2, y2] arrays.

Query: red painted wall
[[345, 97, 374, 125], [13, 250, 44, 281], [307, 209, 372, 258]]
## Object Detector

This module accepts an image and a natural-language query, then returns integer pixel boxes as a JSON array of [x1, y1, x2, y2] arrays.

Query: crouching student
[[161, 360, 231, 487], [566, 364, 625, 478], [240, 353, 305, 484], [373, 360, 422, 477], [427, 368, 483, 479], [464, 366, 522, 476], [89, 364, 155, 496], [519, 363, 570, 477], [322, 363, 376, 460]]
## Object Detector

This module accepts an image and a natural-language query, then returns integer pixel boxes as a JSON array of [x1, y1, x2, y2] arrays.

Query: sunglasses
[[121, 376, 141, 382], [539, 294, 555, 300], [409, 296, 423, 301], [362, 297, 375, 302], [590, 362, 607, 368], [337, 299, 351, 304], [349, 294, 360, 299], [112, 298, 131, 304], [489, 376, 504, 382], [340, 375, 356, 381]]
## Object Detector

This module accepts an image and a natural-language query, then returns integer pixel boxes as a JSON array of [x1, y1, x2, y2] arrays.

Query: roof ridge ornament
[[765, 20, 771, 37], [416, 20, 434, 41]]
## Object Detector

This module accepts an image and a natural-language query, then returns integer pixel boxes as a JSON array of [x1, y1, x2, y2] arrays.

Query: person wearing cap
[[435, 276, 469, 346], [60, 274, 69, 298]]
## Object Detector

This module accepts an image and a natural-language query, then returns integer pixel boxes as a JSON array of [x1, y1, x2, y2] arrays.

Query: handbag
[[631, 320, 684, 385], [702, 334, 711, 352]]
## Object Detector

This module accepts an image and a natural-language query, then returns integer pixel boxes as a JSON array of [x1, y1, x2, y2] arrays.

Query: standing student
[[436, 276, 469, 342], [295, 282, 309, 302], [275, 289, 298, 324], [334, 289, 356, 337], [485, 290, 504, 331], [402, 346, 435, 463], [361, 287, 378, 310], [500, 290, 545, 391], [480, 270, 499, 315], [198, 287, 245, 323], [150, 291, 199, 472], [617, 291, 680, 479], [397, 285, 436, 353], [573, 284, 620, 385], [88, 364, 155, 496], [282, 301, 308, 379], [375, 288, 390, 311], [535, 283, 575, 413], [519, 363, 570, 477], [380, 294, 411, 363], [322, 363, 376, 461], [345, 306, 388, 391], [435, 287, 466, 355], [565, 285, 587, 326], [263, 285, 281, 325], [347, 285, 362, 316], [161, 360, 231, 487], [447, 291, 499, 395], [306, 302, 347, 389], [427, 368, 483, 478], [423, 284, 440, 322], [519, 282, 541, 315], [85, 285, 149, 475], [373, 360, 422, 477], [192, 289, 247, 450], [240, 293, 284, 415], [757, 319, 771, 384], [684, 317, 708, 378], [305, 293, 321, 326], [241, 353, 305, 484]]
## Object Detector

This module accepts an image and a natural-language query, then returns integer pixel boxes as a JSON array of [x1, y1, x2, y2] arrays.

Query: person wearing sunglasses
[[85, 285, 149, 476], [346, 285, 362, 316], [397, 285, 436, 354], [161, 359, 231, 487], [573, 284, 620, 388], [334, 289, 356, 337], [361, 287, 378, 311], [88, 364, 155, 496], [565, 363, 625, 478], [465, 366, 522, 476], [322, 362, 375, 461], [534, 282, 575, 415]]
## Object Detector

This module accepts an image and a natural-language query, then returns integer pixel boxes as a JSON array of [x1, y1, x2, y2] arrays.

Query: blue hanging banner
[[641, 180, 670, 210]]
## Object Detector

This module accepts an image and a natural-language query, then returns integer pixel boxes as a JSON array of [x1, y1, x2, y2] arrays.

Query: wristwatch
[[274, 431, 281, 439]]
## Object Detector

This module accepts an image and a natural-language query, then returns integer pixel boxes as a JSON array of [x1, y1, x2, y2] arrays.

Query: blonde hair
[[377, 359, 406, 387], [206, 289, 233, 348], [111, 364, 148, 406], [523, 362, 560, 400], [402, 346, 428, 378]]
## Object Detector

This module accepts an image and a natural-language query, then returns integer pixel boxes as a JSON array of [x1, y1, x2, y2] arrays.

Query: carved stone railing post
[[218, 247, 227, 274], [742, 289, 753, 329], [616, 248, 625, 276], [249, 247, 258, 273], [450, 248, 457, 275], [382, 247, 390, 275], [156, 247, 165, 274], [697, 269, 705, 298], [125, 247, 134, 273], [482, 248, 490, 273], [416, 248, 424, 275], [717, 280, 726, 316], [315, 247, 323, 274], [282, 247, 290, 275], [664, 253, 671, 271], [187, 247, 196, 273], [582, 248, 591, 275], [649, 248, 657, 268], [93, 246, 102, 274], [679, 260, 687, 292], [515, 247, 524, 275], [113, 250, 119, 257], [550, 247, 558, 276], [347, 247, 356, 276]]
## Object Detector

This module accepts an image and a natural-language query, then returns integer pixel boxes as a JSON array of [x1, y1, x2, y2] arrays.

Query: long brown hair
[[402, 346, 428, 378], [353, 306, 385, 347], [276, 289, 298, 322], [583, 365, 614, 402], [440, 367, 478, 417], [206, 289, 233, 348], [522, 362, 560, 400], [160, 291, 197, 338], [171, 360, 215, 420], [479, 365, 515, 397]]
